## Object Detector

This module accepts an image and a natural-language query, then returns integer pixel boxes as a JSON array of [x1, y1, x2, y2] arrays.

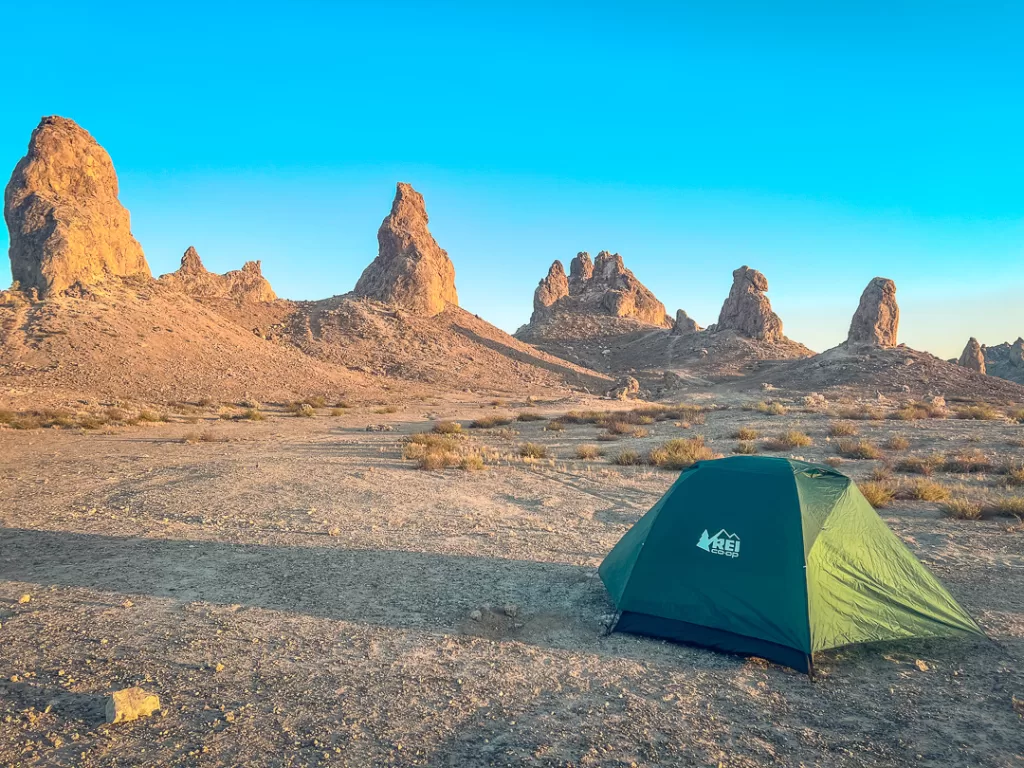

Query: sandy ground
[[1, 396, 1022, 767]]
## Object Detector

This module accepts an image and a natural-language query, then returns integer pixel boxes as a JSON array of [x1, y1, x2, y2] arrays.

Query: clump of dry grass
[[884, 435, 910, 451], [889, 401, 946, 421], [612, 450, 642, 466], [545, 420, 567, 432], [835, 404, 885, 421], [828, 421, 859, 437], [560, 410, 606, 424], [403, 433, 487, 471], [373, 405, 399, 414], [432, 421, 463, 435], [836, 438, 881, 460], [955, 404, 999, 421], [941, 497, 984, 520], [731, 427, 759, 440], [753, 401, 787, 416], [516, 412, 547, 422], [942, 449, 992, 474], [287, 402, 316, 417], [575, 444, 602, 460], [1008, 408, 1024, 423], [138, 409, 167, 423], [459, 454, 485, 471], [518, 442, 549, 459], [470, 415, 513, 429], [240, 408, 265, 421], [897, 478, 951, 502], [989, 497, 1024, 516], [895, 455, 941, 475], [648, 436, 717, 470], [733, 441, 757, 455], [763, 430, 812, 451], [858, 480, 896, 508], [1003, 463, 1024, 487], [329, 408, 347, 416], [824, 457, 843, 468]]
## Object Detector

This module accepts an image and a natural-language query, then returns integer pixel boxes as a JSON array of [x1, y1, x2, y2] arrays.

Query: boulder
[[160, 246, 277, 302], [105, 687, 161, 724], [354, 182, 458, 316], [4, 116, 150, 296], [847, 277, 899, 347], [715, 266, 784, 342], [568, 252, 593, 294], [957, 337, 986, 374], [671, 309, 701, 335], [608, 375, 640, 400], [533, 260, 569, 314]]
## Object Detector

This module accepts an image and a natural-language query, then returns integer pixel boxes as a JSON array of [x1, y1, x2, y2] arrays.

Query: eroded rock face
[[533, 260, 569, 315], [4, 116, 150, 296], [715, 266, 783, 342], [160, 246, 277, 302], [528, 250, 669, 327], [354, 182, 458, 316], [672, 309, 701, 335], [847, 277, 899, 347], [957, 337, 986, 374]]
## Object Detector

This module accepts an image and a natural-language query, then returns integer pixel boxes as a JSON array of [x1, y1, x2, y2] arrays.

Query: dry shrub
[[403, 433, 485, 471], [828, 422, 859, 437], [516, 412, 547, 422], [869, 466, 893, 482], [518, 442, 548, 459], [824, 457, 843, 468], [884, 435, 910, 451], [889, 402, 945, 421], [329, 408, 347, 416], [989, 497, 1024, 516], [1008, 408, 1024, 423], [732, 427, 759, 440], [942, 449, 992, 474], [471, 415, 513, 429], [895, 455, 941, 475], [605, 420, 636, 436], [859, 480, 896, 508], [460, 454, 485, 471], [575, 444, 602, 460], [733, 441, 757, 455], [629, 404, 707, 425], [560, 410, 606, 424], [1003, 464, 1024, 487], [240, 409, 265, 421], [630, 426, 649, 438], [897, 478, 950, 502], [138, 409, 167, 423], [755, 401, 787, 416], [648, 436, 717, 470], [433, 421, 463, 435], [763, 430, 812, 451], [545, 420, 567, 432], [836, 439, 881, 460], [955, 404, 999, 421], [374, 405, 399, 414], [612, 450, 642, 466], [941, 498, 984, 520], [334, 401, 352, 409], [837, 405, 885, 421]]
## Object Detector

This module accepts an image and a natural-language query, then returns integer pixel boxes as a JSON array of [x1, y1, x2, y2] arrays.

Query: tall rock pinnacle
[[533, 260, 569, 315], [957, 337, 986, 374], [4, 116, 150, 296], [847, 277, 899, 347], [354, 183, 458, 316], [715, 266, 784, 342]]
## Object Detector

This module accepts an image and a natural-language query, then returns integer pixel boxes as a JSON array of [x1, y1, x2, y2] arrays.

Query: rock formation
[[160, 246, 277, 302], [957, 337, 986, 374], [672, 309, 701, 335], [983, 337, 1024, 385], [527, 250, 670, 327], [533, 260, 569, 315], [715, 266, 784, 342], [847, 277, 899, 347], [4, 116, 150, 296], [354, 182, 458, 316]]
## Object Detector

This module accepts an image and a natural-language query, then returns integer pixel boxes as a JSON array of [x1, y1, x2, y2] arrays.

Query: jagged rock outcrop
[[533, 260, 569, 315], [984, 337, 1024, 385], [354, 183, 458, 316], [528, 250, 670, 327], [672, 309, 701, 335], [847, 277, 899, 347], [957, 337, 986, 374], [715, 266, 783, 342], [160, 246, 277, 302], [4, 116, 150, 296]]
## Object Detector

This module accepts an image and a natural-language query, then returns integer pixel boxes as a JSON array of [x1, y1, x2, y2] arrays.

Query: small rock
[[503, 604, 519, 618], [18, 594, 30, 604], [106, 687, 161, 724], [915, 659, 929, 672], [215, 663, 225, 673], [469, 609, 482, 622]]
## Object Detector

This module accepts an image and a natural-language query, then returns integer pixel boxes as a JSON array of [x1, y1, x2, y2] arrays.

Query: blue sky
[[1, 1, 1021, 357]]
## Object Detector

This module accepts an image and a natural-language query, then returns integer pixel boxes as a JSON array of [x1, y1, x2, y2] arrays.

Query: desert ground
[[2, 394, 1022, 767]]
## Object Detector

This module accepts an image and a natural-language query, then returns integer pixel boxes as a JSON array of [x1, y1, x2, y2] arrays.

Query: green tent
[[599, 455, 984, 673]]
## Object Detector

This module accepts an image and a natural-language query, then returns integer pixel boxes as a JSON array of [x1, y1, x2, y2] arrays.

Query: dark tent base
[[614, 611, 812, 674]]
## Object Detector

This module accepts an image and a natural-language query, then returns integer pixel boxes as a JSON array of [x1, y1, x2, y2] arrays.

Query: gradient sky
[[1, 1, 1021, 358]]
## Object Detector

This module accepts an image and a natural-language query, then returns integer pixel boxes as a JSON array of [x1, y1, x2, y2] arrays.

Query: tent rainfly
[[599, 455, 985, 674]]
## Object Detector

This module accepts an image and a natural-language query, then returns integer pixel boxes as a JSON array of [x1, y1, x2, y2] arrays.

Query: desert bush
[[560, 410, 606, 424], [869, 466, 893, 482], [858, 480, 896, 508], [612, 450, 642, 466], [889, 401, 945, 421], [329, 408, 347, 416], [545, 420, 567, 432], [836, 405, 885, 421], [731, 427, 759, 440], [835, 438, 881, 460], [895, 455, 941, 475], [373, 405, 399, 414], [197, 396, 215, 408], [828, 422, 859, 437], [988, 496, 1024, 516], [648, 436, 717, 470], [605, 420, 635, 436], [292, 403, 316, 418], [941, 498, 984, 520], [105, 407, 129, 423], [824, 457, 843, 468], [955, 404, 999, 421], [432, 421, 463, 435], [942, 449, 992, 474], [219, 408, 236, 420], [897, 478, 950, 502], [629, 426, 649, 438], [575, 444, 602, 460], [629, 404, 707, 424], [470, 415, 513, 429], [884, 435, 910, 451], [1003, 464, 1024, 487], [240, 408, 265, 421], [0, 409, 15, 424], [763, 430, 813, 451], [754, 401, 787, 416], [1008, 408, 1024, 423], [138, 409, 167, 423], [459, 454, 486, 471], [518, 442, 549, 459], [516, 412, 547, 422], [733, 441, 757, 455]]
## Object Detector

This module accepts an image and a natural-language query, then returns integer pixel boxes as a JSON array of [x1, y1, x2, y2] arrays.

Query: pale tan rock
[[354, 183, 458, 316], [4, 116, 150, 296], [160, 246, 276, 302], [957, 337, 986, 374], [568, 252, 593, 294], [715, 266, 784, 342], [105, 687, 161, 723], [533, 260, 569, 314], [672, 309, 701, 335], [608, 375, 640, 400], [847, 277, 899, 347]]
